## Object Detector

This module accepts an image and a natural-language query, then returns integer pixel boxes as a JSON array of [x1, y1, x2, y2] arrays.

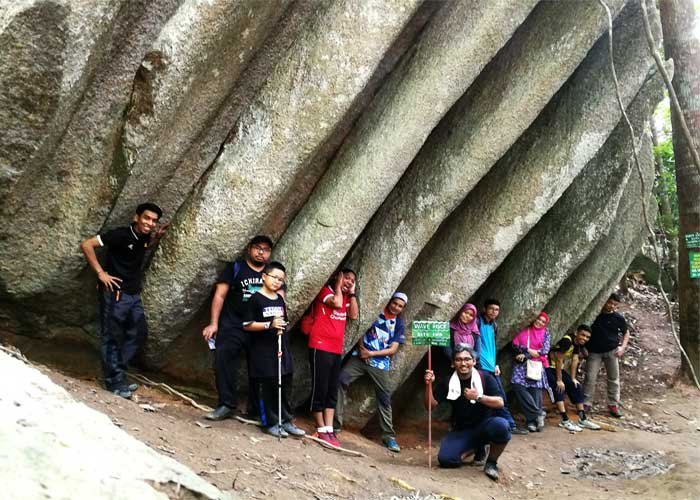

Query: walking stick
[[428, 346, 432, 469], [277, 324, 283, 443]]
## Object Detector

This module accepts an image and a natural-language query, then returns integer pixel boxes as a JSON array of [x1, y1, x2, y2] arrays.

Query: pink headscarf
[[512, 312, 550, 367], [450, 303, 480, 348]]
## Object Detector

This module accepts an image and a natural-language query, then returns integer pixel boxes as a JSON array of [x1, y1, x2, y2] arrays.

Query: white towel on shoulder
[[446, 368, 484, 404]]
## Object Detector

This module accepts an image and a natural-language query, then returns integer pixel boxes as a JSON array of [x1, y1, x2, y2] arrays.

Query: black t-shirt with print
[[217, 260, 264, 334], [98, 224, 150, 294], [434, 370, 500, 430], [243, 292, 293, 379], [588, 311, 628, 353]]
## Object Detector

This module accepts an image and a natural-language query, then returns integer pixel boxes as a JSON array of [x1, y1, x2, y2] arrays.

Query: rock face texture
[[0, 1, 665, 428], [0, 351, 231, 499]]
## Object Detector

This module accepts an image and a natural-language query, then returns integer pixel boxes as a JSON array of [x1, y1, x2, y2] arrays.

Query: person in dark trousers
[[336, 292, 408, 452], [475, 299, 521, 434], [424, 345, 511, 481], [242, 261, 305, 438], [583, 293, 630, 418], [202, 235, 279, 421], [546, 324, 601, 432], [305, 268, 358, 447], [80, 202, 168, 399]]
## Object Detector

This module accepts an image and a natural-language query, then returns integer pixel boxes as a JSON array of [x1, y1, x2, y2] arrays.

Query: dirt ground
[[14, 281, 700, 500]]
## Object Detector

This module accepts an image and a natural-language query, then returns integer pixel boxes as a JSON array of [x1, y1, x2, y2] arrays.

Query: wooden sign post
[[411, 320, 450, 469]]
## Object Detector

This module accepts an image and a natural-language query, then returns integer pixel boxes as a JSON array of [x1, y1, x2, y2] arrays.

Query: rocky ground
[[7, 279, 700, 500]]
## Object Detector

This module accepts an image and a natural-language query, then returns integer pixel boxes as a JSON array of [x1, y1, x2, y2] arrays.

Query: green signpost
[[685, 232, 700, 249], [690, 252, 700, 279], [411, 320, 451, 347]]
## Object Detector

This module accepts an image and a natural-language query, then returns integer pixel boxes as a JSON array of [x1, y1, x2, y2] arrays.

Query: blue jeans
[[438, 417, 511, 468], [99, 289, 148, 390]]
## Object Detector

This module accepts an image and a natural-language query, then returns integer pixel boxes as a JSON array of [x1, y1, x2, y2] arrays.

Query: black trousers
[[309, 348, 341, 412], [99, 289, 147, 390], [214, 329, 258, 414], [256, 374, 294, 428]]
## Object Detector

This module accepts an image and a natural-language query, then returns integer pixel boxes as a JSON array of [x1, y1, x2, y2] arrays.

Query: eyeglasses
[[252, 244, 272, 253], [454, 356, 474, 363], [264, 273, 285, 282]]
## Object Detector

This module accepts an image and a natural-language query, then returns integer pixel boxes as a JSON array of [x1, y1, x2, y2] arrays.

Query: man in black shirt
[[202, 235, 279, 421], [583, 293, 630, 418], [81, 202, 167, 399], [424, 345, 511, 481]]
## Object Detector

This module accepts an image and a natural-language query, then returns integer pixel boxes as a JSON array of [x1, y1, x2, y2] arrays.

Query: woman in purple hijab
[[447, 303, 481, 358]]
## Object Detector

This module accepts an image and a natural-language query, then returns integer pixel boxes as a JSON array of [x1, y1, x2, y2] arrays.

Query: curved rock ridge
[[107, 0, 291, 227], [472, 69, 664, 346], [141, 0, 423, 358], [273, 0, 540, 322], [341, 0, 629, 352], [0, 1, 666, 428]]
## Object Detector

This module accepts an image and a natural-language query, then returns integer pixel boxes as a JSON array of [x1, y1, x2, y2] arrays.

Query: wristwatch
[[264, 321, 271, 330], [476, 395, 483, 403]]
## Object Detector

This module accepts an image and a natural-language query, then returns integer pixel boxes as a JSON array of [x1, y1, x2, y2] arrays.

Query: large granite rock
[[0, 351, 231, 499], [141, 0, 422, 360], [273, 0, 540, 322], [0, 0, 670, 435], [339, 3, 660, 427]]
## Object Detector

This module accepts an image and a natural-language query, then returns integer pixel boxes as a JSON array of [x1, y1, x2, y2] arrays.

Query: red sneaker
[[314, 431, 334, 446], [608, 405, 623, 418], [327, 432, 341, 447]]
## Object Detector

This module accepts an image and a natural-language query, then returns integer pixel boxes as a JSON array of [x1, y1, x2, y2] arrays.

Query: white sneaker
[[577, 418, 601, 430], [559, 420, 583, 432]]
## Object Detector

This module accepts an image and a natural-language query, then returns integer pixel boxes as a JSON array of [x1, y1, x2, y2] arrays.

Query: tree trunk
[[650, 120, 679, 289], [659, 0, 700, 378]]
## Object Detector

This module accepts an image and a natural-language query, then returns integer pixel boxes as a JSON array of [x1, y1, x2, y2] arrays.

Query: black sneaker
[[205, 405, 233, 421], [484, 461, 500, 481]]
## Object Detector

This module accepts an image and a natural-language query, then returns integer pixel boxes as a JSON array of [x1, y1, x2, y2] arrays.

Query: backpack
[[300, 303, 315, 335], [300, 286, 331, 335]]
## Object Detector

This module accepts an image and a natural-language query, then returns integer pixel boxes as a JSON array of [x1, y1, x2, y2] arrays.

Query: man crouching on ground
[[424, 345, 511, 481]]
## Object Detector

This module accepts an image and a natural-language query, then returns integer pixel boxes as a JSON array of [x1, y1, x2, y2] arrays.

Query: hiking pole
[[427, 346, 432, 469], [277, 319, 283, 443]]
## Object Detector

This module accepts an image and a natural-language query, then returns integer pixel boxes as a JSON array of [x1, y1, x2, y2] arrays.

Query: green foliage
[[654, 135, 679, 237]]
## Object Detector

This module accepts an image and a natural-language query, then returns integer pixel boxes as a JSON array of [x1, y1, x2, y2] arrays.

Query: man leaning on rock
[[80, 202, 168, 399]]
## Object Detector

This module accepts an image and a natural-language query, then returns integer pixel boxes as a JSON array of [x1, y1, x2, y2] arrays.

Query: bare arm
[[202, 283, 229, 340], [570, 354, 581, 385], [243, 316, 287, 333], [80, 236, 122, 291], [347, 296, 358, 320], [423, 370, 438, 410], [346, 277, 358, 319], [475, 394, 504, 409], [554, 351, 566, 393], [616, 329, 630, 357]]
